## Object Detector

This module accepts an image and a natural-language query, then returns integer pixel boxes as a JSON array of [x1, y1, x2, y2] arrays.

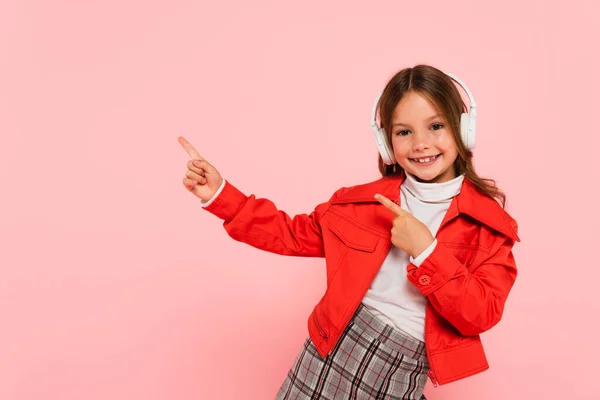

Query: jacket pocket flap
[[328, 218, 378, 252]]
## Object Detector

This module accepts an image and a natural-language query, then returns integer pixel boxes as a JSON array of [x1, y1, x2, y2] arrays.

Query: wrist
[[412, 236, 435, 258]]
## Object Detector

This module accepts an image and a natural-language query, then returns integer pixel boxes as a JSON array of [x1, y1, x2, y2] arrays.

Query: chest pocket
[[328, 217, 379, 252], [325, 217, 380, 286]]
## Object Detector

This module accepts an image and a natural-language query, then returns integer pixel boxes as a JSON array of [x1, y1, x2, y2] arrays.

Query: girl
[[178, 64, 520, 399]]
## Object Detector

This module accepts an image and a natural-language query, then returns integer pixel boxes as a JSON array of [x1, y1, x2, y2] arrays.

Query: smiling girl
[[179, 64, 520, 399]]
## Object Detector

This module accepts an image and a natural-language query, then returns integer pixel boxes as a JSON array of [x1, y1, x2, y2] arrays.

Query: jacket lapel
[[456, 180, 520, 241], [331, 175, 404, 205]]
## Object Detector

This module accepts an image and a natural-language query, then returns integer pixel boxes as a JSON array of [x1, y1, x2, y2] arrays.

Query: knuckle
[[189, 160, 204, 170]]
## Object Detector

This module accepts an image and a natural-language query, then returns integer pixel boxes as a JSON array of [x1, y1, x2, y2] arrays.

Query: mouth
[[409, 154, 440, 166]]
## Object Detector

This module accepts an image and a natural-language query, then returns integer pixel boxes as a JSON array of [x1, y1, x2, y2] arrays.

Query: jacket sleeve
[[407, 231, 518, 336], [202, 180, 342, 257]]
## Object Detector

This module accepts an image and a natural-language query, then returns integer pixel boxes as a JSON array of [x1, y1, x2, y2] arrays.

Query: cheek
[[436, 133, 459, 154], [391, 137, 410, 157], [392, 143, 413, 169]]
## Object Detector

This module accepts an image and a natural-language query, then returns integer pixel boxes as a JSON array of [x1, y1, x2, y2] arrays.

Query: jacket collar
[[332, 174, 520, 242]]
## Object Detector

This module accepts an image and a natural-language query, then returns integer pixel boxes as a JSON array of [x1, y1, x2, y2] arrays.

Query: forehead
[[392, 91, 441, 120]]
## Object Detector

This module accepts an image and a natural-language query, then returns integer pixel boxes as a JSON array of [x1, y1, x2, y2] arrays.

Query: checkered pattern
[[275, 303, 429, 400]]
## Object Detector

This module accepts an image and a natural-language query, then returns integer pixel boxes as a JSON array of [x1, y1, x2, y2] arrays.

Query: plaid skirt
[[275, 303, 429, 400]]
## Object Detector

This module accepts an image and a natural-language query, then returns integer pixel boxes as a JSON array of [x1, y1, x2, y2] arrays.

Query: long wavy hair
[[376, 64, 506, 208]]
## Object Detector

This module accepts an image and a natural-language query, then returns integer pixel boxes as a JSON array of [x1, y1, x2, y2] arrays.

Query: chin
[[412, 172, 442, 183], [404, 166, 453, 183]]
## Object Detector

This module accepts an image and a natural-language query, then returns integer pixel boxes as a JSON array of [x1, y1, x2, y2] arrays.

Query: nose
[[411, 130, 431, 152]]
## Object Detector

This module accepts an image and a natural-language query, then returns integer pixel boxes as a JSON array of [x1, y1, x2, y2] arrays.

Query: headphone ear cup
[[460, 112, 475, 150], [372, 125, 396, 165]]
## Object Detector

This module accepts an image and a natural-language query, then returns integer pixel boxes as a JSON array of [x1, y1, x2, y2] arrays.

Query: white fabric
[[362, 172, 464, 341]]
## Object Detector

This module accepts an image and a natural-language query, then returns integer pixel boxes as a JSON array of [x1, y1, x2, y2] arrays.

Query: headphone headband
[[370, 71, 475, 129]]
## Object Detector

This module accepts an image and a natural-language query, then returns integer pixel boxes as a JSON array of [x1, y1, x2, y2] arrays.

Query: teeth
[[414, 156, 436, 163]]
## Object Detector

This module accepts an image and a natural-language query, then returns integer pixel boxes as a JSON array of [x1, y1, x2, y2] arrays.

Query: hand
[[374, 193, 435, 258], [178, 136, 223, 202]]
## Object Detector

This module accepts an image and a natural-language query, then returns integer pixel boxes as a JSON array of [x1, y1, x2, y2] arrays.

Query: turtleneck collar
[[402, 172, 465, 203]]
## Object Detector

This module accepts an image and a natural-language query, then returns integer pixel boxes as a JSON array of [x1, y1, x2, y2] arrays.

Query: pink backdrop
[[1, 0, 598, 399]]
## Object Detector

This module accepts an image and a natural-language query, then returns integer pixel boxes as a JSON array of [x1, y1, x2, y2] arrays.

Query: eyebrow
[[392, 114, 441, 127]]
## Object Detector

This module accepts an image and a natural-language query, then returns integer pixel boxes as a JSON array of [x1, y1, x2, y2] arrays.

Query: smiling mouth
[[410, 154, 440, 164]]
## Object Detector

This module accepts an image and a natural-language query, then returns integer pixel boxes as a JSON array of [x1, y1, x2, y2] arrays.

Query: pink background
[[1, 0, 598, 399]]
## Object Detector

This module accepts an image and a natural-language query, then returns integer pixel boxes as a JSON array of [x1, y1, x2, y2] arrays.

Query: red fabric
[[204, 174, 520, 386]]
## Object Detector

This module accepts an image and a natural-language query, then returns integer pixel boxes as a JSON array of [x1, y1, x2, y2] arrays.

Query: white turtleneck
[[361, 172, 465, 341]]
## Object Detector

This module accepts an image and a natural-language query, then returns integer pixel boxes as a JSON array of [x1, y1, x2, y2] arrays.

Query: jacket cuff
[[202, 180, 249, 222], [407, 243, 467, 296]]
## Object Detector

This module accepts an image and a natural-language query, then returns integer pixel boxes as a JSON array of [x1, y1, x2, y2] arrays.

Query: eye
[[395, 130, 410, 136], [431, 123, 444, 130]]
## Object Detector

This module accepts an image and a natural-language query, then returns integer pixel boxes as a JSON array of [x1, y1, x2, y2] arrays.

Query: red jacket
[[203, 174, 520, 386]]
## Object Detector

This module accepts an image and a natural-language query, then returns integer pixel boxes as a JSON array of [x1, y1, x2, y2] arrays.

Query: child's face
[[390, 91, 459, 183]]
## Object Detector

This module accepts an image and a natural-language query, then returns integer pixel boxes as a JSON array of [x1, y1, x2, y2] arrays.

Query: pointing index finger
[[178, 136, 204, 160], [374, 193, 405, 216]]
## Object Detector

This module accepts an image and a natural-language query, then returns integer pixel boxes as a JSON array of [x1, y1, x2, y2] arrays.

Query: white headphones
[[370, 71, 477, 165]]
